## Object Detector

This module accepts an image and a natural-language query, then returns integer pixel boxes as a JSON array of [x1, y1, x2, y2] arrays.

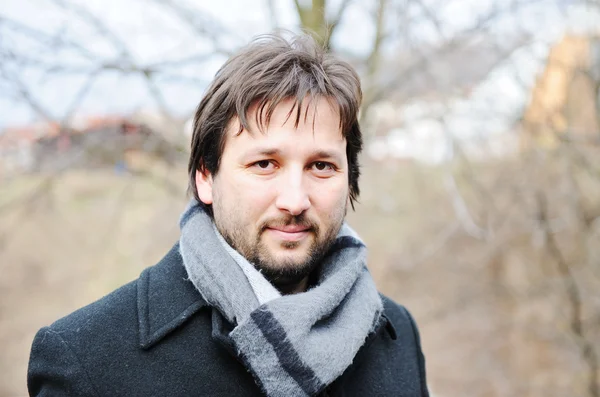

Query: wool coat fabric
[[28, 243, 429, 397]]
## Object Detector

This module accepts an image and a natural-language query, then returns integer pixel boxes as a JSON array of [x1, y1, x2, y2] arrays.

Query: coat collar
[[137, 243, 209, 349], [136, 243, 398, 350]]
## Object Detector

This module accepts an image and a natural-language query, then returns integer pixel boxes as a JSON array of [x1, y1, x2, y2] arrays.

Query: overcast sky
[[0, 0, 598, 129]]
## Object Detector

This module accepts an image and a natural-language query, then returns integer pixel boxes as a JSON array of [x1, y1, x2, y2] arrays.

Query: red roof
[[0, 116, 132, 149]]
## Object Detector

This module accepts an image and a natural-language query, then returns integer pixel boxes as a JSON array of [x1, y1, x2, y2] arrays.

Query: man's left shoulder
[[377, 294, 429, 396], [379, 293, 423, 342]]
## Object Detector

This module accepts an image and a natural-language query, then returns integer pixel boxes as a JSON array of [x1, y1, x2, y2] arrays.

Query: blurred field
[[0, 166, 188, 397], [1, 153, 599, 396]]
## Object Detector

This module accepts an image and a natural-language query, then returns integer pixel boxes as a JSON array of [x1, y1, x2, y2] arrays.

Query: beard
[[213, 207, 345, 289]]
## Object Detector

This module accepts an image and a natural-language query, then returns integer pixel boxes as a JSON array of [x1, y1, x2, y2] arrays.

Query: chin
[[256, 256, 317, 286], [254, 239, 324, 279], [268, 252, 311, 270]]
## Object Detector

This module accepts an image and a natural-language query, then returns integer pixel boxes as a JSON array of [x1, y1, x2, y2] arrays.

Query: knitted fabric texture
[[212, 223, 281, 305], [179, 200, 383, 397]]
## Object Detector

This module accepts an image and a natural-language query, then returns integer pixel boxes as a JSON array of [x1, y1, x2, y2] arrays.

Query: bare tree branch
[[147, 0, 234, 55], [0, 63, 55, 121], [536, 192, 599, 397], [266, 0, 280, 30], [48, 0, 133, 59], [444, 171, 489, 240], [362, 0, 388, 112], [0, 15, 99, 60], [61, 70, 102, 125], [329, 0, 353, 33], [366, 0, 550, 108]]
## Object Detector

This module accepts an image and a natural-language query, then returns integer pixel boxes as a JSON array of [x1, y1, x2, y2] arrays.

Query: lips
[[265, 225, 312, 242], [269, 225, 310, 233]]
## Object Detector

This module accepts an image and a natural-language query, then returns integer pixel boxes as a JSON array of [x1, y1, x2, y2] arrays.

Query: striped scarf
[[179, 200, 383, 396]]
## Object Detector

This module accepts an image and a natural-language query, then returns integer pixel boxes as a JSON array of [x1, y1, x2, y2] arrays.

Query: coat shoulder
[[380, 293, 429, 397], [48, 243, 193, 339], [28, 277, 140, 397], [28, 245, 221, 397], [50, 276, 138, 336], [380, 294, 420, 337]]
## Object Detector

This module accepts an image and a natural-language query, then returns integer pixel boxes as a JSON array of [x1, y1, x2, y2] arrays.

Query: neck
[[274, 277, 309, 295]]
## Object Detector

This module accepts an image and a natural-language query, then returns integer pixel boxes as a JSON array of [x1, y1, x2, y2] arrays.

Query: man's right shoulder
[[45, 242, 188, 336], [52, 275, 139, 334], [28, 263, 144, 397], [27, 243, 212, 396]]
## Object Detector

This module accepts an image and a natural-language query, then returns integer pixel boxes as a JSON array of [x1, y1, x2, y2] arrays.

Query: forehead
[[225, 97, 346, 150]]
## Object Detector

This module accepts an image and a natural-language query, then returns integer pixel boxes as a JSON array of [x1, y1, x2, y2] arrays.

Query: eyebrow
[[312, 150, 343, 163], [251, 148, 281, 156], [243, 148, 344, 163]]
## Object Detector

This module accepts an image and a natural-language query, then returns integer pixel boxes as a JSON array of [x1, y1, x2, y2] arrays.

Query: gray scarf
[[179, 200, 383, 396]]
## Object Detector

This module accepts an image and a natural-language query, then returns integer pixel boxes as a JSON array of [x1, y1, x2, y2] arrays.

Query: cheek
[[310, 179, 349, 213], [226, 174, 277, 211]]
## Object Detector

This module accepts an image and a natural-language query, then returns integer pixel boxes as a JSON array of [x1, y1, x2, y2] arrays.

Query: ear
[[195, 168, 213, 205]]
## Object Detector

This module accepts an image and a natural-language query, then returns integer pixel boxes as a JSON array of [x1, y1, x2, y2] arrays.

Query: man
[[28, 34, 429, 397]]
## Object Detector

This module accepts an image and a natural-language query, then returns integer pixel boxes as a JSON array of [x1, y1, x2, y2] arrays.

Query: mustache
[[259, 214, 319, 233]]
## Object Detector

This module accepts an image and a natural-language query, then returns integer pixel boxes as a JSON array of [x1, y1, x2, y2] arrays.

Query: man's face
[[195, 97, 349, 286]]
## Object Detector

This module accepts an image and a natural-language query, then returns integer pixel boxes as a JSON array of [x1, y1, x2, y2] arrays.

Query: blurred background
[[1, 0, 600, 396]]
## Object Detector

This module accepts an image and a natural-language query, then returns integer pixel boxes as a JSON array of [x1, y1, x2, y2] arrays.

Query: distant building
[[522, 34, 600, 150], [0, 115, 181, 177], [0, 122, 61, 175]]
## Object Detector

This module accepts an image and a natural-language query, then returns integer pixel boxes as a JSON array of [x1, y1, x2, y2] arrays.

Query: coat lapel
[[137, 243, 209, 349]]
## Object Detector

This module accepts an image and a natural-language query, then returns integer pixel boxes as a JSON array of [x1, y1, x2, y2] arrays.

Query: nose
[[275, 169, 311, 216]]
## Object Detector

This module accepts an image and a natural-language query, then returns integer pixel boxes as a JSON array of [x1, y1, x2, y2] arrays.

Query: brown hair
[[188, 33, 363, 209]]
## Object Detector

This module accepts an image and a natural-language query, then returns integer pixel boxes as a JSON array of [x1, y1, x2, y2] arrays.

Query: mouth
[[265, 225, 312, 242]]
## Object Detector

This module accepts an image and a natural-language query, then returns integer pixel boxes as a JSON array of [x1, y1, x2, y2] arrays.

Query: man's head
[[188, 34, 363, 288]]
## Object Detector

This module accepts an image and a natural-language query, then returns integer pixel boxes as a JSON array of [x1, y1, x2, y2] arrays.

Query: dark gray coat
[[28, 244, 429, 396]]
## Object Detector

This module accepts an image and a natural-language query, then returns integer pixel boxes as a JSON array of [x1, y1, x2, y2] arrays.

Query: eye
[[250, 159, 277, 173], [256, 160, 272, 169], [314, 162, 330, 171], [311, 161, 335, 172]]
